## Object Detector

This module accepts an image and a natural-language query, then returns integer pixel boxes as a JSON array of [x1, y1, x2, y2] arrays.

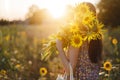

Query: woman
[[56, 2, 103, 80]]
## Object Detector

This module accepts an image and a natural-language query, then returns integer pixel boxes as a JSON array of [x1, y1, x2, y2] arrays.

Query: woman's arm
[[69, 46, 79, 71], [56, 39, 70, 74], [56, 39, 80, 74]]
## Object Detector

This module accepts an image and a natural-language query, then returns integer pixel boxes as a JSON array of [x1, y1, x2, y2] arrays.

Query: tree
[[26, 5, 40, 19], [97, 0, 120, 27], [26, 5, 50, 24]]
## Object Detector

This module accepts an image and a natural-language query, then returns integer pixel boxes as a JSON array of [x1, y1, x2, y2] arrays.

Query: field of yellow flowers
[[0, 24, 120, 80]]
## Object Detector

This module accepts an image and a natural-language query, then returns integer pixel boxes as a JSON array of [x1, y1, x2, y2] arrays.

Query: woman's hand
[[56, 39, 63, 52]]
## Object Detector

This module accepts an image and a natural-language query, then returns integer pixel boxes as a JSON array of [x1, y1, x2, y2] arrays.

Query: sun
[[46, 4, 66, 19], [47, 6, 65, 18], [37, 0, 67, 19]]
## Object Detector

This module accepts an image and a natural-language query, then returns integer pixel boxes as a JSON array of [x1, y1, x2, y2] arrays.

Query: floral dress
[[74, 42, 100, 80]]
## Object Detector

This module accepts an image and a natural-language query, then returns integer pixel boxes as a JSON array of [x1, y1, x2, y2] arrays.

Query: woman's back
[[74, 41, 100, 80]]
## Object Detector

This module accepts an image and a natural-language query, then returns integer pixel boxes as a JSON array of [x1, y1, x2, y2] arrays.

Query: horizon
[[0, 0, 99, 21]]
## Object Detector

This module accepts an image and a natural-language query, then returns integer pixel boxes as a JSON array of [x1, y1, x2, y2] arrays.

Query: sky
[[0, 0, 99, 20]]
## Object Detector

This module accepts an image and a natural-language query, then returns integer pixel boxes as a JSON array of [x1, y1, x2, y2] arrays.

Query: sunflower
[[71, 34, 83, 48], [103, 61, 112, 71], [79, 3, 89, 13], [40, 67, 47, 76], [15, 64, 21, 70], [0, 69, 6, 75], [75, 3, 89, 17], [87, 32, 102, 42], [70, 24, 80, 33], [96, 20, 104, 30], [112, 38, 118, 45], [89, 20, 104, 33], [82, 12, 95, 25]]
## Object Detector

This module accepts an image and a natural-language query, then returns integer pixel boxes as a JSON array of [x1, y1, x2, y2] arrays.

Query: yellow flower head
[[40, 67, 47, 76], [112, 38, 118, 45], [15, 64, 21, 70], [71, 34, 83, 48], [70, 24, 80, 33], [88, 20, 104, 33], [74, 3, 90, 21], [0, 69, 6, 75], [103, 61, 112, 71], [87, 32, 102, 42], [80, 3, 89, 13], [96, 20, 104, 29], [75, 3, 89, 16], [82, 12, 95, 25]]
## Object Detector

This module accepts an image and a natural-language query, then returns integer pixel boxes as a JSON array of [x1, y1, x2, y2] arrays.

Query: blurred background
[[0, 0, 120, 80]]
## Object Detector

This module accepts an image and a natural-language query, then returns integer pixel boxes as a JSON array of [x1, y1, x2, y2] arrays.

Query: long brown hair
[[88, 38, 103, 63]]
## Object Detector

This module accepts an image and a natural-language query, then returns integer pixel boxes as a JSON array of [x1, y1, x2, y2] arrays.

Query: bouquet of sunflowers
[[41, 3, 104, 60]]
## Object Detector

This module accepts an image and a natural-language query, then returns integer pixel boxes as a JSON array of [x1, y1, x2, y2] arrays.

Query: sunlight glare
[[38, 0, 67, 19], [47, 6, 65, 18], [4, 0, 9, 13]]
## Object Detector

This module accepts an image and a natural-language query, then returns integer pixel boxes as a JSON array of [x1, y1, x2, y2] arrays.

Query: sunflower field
[[98, 27, 120, 80], [0, 24, 58, 80], [0, 23, 119, 80]]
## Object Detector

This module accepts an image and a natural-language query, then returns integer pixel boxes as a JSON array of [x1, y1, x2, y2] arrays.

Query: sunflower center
[[74, 37, 80, 44], [42, 70, 45, 73], [84, 17, 89, 22], [105, 64, 110, 68]]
